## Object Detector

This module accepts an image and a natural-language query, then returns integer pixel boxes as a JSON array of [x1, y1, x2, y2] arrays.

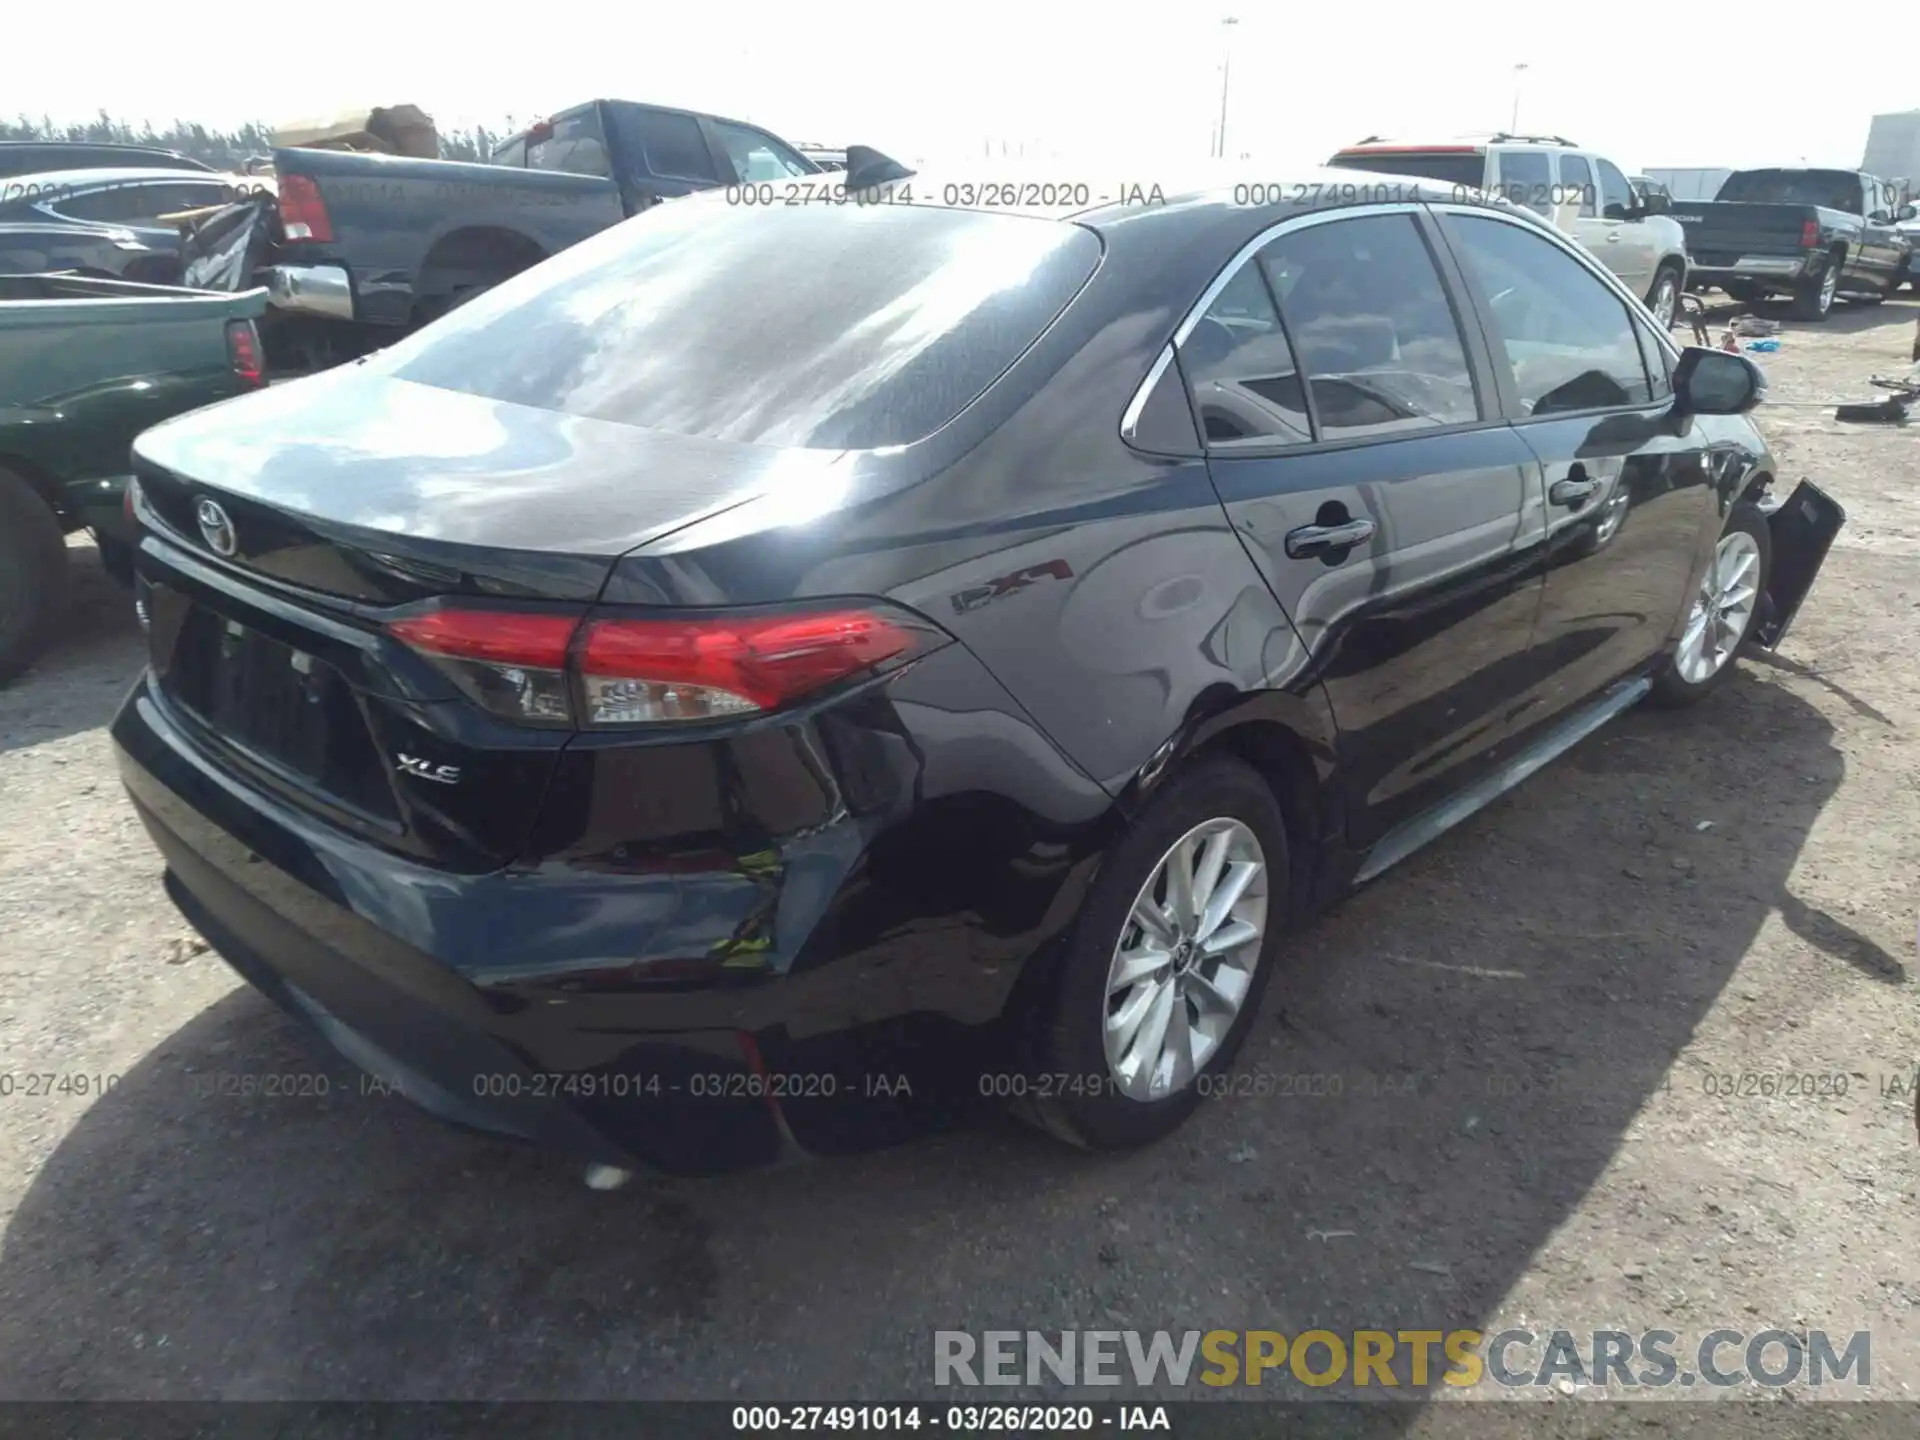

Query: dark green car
[[0, 272, 267, 679]]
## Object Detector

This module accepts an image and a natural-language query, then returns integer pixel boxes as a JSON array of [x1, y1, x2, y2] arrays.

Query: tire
[[1026, 754, 1290, 1151], [0, 467, 70, 684], [1644, 264, 1682, 329], [1790, 252, 1843, 320], [1649, 502, 1770, 709]]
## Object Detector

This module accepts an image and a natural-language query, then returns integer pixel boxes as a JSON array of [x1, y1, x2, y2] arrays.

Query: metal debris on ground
[[1731, 316, 1781, 337], [1834, 374, 1919, 425]]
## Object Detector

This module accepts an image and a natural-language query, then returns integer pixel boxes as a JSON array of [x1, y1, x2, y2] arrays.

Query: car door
[[1432, 202, 1720, 726], [1192, 204, 1551, 849], [1591, 156, 1656, 296], [1557, 152, 1610, 268], [609, 107, 728, 208], [1862, 177, 1905, 285]]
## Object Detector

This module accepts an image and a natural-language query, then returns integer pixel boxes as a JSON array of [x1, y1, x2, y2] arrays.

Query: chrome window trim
[[1427, 199, 1684, 364], [1118, 342, 1178, 445]]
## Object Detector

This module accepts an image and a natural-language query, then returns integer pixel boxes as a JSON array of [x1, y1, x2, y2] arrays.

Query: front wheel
[[1645, 265, 1682, 329], [1649, 504, 1770, 708], [1026, 755, 1289, 1151]]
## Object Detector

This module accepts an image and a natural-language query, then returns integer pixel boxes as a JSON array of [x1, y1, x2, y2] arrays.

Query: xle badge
[[396, 754, 460, 785]]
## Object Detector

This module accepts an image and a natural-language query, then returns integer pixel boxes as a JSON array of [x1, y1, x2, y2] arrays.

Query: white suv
[[1328, 134, 1692, 328]]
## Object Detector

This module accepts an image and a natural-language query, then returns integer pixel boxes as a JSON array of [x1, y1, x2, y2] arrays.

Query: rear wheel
[[1649, 504, 1769, 708], [0, 467, 70, 683], [1790, 253, 1842, 320], [1026, 755, 1289, 1150]]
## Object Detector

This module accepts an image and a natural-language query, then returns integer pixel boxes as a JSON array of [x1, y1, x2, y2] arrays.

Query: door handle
[[1549, 470, 1600, 506], [1285, 516, 1376, 560]]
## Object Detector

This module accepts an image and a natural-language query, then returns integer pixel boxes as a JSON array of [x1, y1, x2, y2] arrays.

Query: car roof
[[2, 166, 240, 190]]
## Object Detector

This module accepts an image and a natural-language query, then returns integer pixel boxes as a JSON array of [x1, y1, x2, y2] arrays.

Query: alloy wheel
[[1675, 530, 1762, 684], [1820, 263, 1839, 312], [1649, 275, 1677, 329], [1103, 818, 1268, 1102]]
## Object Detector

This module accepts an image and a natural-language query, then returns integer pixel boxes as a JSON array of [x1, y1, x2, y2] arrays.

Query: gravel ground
[[0, 296, 1916, 1427]]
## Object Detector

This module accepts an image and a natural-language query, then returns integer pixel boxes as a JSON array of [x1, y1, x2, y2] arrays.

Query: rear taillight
[[1801, 219, 1821, 249], [277, 174, 334, 242], [388, 604, 944, 728], [388, 609, 578, 726], [225, 319, 263, 385]]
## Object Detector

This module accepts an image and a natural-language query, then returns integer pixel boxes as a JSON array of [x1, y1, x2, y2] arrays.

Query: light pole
[[1216, 17, 1239, 158], [1509, 62, 1528, 133]]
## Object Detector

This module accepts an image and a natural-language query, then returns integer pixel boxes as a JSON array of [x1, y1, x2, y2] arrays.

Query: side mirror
[[1672, 346, 1766, 416], [1900, 203, 1918, 222], [1643, 190, 1671, 215]]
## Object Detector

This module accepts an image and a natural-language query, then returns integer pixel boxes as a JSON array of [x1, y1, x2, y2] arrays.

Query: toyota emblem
[[195, 498, 237, 557]]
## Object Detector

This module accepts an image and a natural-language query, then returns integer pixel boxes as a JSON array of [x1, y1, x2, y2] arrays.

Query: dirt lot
[[0, 296, 1916, 1429]]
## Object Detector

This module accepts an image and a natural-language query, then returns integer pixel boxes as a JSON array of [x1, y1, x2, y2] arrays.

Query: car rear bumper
[[111, 641, 1113, 1173], [264, 263, 354, 321], [1688, 255, 1818, 286]]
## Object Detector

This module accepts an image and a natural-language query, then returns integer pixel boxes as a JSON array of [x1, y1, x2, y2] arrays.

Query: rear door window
[[381, 200, 1101, 450], [527, 110, 611, 178], [1495, 151, 1553, 216], [1177, 263, 1312, 448], [1258, 212, 1481, 438]]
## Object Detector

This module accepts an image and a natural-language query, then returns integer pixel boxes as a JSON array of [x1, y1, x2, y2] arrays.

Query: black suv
[[114, 172, 1844, 1177]]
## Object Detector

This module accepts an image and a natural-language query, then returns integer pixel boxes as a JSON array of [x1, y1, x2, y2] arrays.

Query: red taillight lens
[[225, 319, 263, 385], [578, 609, 927, 725], [387, 604, 941, 728], [1801, 220, 1821, 249], [389, 608, 581, 726], [277, 174, 334, 243]]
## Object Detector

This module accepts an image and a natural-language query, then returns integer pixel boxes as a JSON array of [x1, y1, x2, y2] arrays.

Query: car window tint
[[528, 111, 611, 178], [382, 200, 1100, 450], [1258, 213, 1480, 439], [1329, 151, 1487, 189], [1448, 214, 1652, 416], [55, 180, 223, 225], [491, 138, 527, 168], [634, 112, 719, 183], [1560, 154, 1596, 218], [710, 120, 813, 182], [1497, 151, 1553, 216], [1595, 159, 1634, 219], [51, 185, 141, 222], [1177, 262, 1312, 448]]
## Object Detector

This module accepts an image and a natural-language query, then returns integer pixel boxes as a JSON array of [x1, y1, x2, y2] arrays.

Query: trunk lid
[[130, 368, 840, 871]]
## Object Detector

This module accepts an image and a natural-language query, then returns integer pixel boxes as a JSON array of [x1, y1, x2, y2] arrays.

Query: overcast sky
[[16, 1, 1911, 173]]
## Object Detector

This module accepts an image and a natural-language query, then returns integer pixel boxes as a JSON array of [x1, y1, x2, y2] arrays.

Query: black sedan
[[0, 168, 257, 282], [112, 168, 1844, 1177]]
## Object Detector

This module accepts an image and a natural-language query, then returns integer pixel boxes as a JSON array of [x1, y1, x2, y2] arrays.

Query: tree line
[[1, 111, 515, 166]]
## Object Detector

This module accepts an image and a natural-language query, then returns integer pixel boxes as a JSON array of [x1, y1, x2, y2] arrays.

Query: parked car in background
[[1642, 167, 1733, 203], [0, 273, 267, 679], [0, 169, 265, 285], [798, 146, 848, 171], [0, 217, 170, 282], [1328, 134, 1691, 326], [176, 98, 842, 367], [113, 169, 1842, 1177], [0, 142, 216, 181], [1674, 167, 1910, 318]]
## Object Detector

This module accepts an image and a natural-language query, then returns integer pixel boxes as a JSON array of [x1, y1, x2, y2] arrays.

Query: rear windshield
[[1715, 169, 1862, 211], [380, 200, 1101, 450], [1331, 151, 1486, 189]]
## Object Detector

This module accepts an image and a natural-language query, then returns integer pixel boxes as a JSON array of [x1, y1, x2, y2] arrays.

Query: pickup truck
[[0, 273, 268, 679], [180, 97, 860, 366], [1675, 167, 1912, 318]]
